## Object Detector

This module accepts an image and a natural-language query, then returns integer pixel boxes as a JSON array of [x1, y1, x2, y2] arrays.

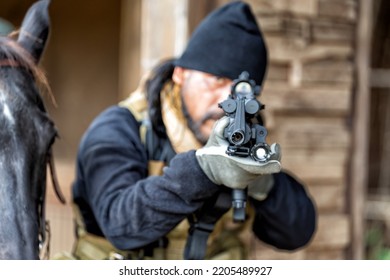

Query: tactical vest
[[53, 88, 251, 260]]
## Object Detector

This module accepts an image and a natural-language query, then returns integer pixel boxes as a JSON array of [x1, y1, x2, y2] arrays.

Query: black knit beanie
[[175, 1, 267, 86]]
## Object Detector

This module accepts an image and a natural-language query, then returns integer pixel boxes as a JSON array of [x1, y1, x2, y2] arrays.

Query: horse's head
[[0, 0, 64, 259]]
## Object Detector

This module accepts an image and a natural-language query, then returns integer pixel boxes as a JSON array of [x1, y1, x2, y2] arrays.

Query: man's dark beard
[[181, 98, 224, 145]]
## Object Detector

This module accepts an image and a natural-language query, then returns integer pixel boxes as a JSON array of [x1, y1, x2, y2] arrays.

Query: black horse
[[0, 0, 65, 259]]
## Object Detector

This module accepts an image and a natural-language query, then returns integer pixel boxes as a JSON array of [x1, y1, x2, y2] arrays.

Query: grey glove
[[196, 116, 281, 189], [248, 174, 275, 201]]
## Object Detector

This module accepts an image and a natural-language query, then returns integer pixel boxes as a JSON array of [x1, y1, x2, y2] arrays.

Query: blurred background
[[0, 0, 388, 260]]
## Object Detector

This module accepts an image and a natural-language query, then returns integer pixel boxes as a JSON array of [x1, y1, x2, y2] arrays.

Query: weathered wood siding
[[239, 0, 358, 259]]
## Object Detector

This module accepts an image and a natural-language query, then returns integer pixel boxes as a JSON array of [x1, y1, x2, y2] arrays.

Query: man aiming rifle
[[59, 1, 316, 260]]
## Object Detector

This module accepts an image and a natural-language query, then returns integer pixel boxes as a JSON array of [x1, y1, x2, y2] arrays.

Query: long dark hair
[[145, 58, 176, 137]]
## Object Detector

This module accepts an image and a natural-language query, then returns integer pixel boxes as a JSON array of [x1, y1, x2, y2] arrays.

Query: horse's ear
[[17, 0, 51, 63]]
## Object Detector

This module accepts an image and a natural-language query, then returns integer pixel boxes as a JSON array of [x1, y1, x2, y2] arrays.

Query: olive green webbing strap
[[72, 204, 163, 260], [71, 204, 124, 260]]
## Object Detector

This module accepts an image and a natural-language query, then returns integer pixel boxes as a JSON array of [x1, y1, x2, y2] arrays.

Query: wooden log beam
[[349, 0, 373, 259]]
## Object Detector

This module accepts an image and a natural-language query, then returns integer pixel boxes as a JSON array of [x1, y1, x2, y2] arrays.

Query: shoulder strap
[[144, 122, 176, 163], [119, 89, 149, 144], [119, 90, 175, 167]]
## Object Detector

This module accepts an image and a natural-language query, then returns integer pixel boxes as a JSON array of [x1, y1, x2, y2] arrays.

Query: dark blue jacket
[[72, 105, 316, 251]]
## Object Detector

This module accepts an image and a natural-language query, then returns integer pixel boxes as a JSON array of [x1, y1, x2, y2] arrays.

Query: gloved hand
[[195, 116, 281, 190], [247, 174, 275, 201]]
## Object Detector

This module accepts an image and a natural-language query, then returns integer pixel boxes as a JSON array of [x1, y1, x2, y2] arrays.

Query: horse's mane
[[0, 34, 55, 106]]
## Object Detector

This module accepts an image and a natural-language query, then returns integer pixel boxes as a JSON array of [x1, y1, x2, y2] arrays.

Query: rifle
[[218, 71, 271, 222]]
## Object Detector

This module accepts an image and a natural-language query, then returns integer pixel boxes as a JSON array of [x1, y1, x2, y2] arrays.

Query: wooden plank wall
[[241, 0, 358, 259]]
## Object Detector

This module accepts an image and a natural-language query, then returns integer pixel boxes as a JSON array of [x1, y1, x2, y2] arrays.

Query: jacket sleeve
[[250, 171, 317, 250], [74, 107, 220, 250]]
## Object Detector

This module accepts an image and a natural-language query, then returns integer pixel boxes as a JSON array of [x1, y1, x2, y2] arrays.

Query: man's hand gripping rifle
[[218, 71, 272, 222]]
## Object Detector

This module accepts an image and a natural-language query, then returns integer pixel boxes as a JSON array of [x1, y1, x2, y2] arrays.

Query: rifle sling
[[184, 189, 232, 260]]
